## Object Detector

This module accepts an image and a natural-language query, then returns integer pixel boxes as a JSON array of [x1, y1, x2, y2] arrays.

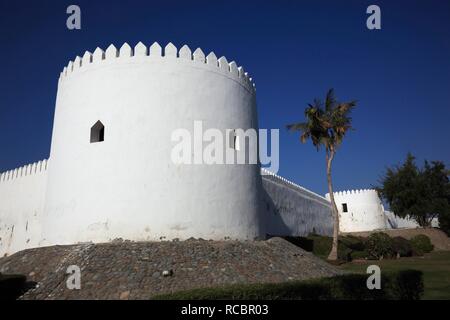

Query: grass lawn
[[152, 270, 422, 300], [340, 251, 450, 300]]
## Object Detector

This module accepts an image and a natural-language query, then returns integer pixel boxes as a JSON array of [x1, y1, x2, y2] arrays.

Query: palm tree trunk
[[326, 149, 340, 261]]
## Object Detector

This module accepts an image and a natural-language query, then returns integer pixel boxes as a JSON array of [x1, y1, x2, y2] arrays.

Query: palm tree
[[287, 89, 356, 260]]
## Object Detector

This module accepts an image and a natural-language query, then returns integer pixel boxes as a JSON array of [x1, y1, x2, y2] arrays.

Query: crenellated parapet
[[58, 42, 256, 93], [326, 189, 378, 198], [261, 168, 330, 205], [0, 159, 48, 183]]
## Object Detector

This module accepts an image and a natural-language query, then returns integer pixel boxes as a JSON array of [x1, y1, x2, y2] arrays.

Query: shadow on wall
[[262, 187, 292, 236], [262, 176, 333, 237]]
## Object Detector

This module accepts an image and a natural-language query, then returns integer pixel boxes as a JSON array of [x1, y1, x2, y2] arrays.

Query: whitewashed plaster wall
[[385, 211, 439, 229], [262, 169, 333, 237], [0, 160, 48, 256], [326, 189, 387, 233], [41, 42, 264, 246]]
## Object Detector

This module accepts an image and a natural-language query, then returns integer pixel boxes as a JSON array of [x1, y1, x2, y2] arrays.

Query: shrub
[[337, 245, 353, 262], [295, 233, 432, 261], [297, 235, 367, 262], [386, 270, 424, 300], [391, 237, 413, 257], [152, 270, 424, 300], [366, 232, 394, 260], [410, 235, 434, 254], [340, 235, 366, 251], [307, 235, 332, 258], [306, 235, 352, 262]]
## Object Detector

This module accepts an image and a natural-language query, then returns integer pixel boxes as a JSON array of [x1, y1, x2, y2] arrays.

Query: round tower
[[42, 42, 264, 245], [325, 189, 387, 233]]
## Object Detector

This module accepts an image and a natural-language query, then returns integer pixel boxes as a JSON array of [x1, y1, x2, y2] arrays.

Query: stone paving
[[0, 237, 343, 300]]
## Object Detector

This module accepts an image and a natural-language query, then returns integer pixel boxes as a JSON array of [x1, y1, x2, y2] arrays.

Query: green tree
[[378, 153, 450, 231], [287, 89, 356, 260]]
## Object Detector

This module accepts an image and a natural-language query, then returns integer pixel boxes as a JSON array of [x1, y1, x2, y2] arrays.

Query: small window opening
[[234, 134, 240, 151], [229, 130, 240, 150], [342, 203, 348, 212], [90, 121, 105, 143]]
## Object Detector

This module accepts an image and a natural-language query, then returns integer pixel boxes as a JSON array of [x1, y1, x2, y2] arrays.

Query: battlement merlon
[[0, 159, 48, 182], [59, 42, 256, 94]]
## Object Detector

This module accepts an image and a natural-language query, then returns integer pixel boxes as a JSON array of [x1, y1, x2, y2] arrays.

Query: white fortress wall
[[384, 210, 419, 229], [384, 210, 439, 229], [42, 42, 264, 246], [262, 169, 333, 237], [327, 189, 387, 233], [0, 160, 48, 256]]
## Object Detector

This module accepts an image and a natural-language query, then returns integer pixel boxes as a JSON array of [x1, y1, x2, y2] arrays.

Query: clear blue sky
[[0, 0, 449, 196]]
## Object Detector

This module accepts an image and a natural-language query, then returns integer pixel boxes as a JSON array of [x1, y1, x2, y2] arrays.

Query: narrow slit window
[[229, 130, 240, 150], [90, 121, 105, 143], [234, 134, 240, 151], [342, 203, 348, 213]]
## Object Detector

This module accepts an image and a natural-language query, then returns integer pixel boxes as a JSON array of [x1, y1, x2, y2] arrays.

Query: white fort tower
[[326, 189, 387, 233], [44, 42, 263, 245]]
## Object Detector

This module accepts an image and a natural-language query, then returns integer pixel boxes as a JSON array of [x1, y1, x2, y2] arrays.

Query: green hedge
[[284, 233, 434, 261], [152, 270, 423, 300], [392, 236, 413, 257], [283, 234, 366, 262], [303, 235, 355, 261], [341, 235, 366, 251]]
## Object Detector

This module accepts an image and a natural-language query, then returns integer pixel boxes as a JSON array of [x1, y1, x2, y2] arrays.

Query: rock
[[119, 291, 130, 300], [0, 238, 343, 300], [162, 270, 173, 277]]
